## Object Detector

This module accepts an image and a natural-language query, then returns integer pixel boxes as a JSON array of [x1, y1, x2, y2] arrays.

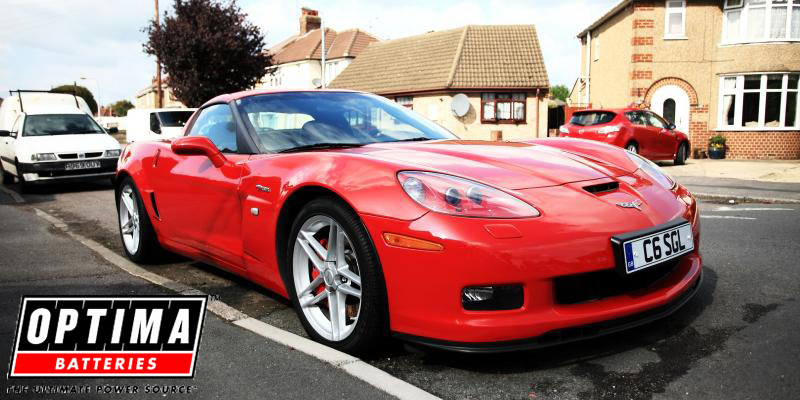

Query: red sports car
[[116, 90, 702, 354], [559, 108, 691, 165]]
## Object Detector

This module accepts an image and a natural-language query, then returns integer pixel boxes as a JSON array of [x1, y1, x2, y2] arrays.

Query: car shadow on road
[[1, 180, 112, 205]]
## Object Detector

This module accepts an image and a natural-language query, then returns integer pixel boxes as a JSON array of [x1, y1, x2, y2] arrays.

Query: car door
[[624, 111, 653, 156], [153, 103, 249, 270], [0, 115, 23, 174], [645, 111, 676, 159]]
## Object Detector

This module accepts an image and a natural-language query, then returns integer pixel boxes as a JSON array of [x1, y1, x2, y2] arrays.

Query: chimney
[[299, 7, 321, 35]]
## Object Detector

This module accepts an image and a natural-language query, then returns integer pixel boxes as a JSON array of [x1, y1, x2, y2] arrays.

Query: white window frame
[[717, 72, 800, 130], [664, 0, 688, 39], [722, 0, 800, 45]]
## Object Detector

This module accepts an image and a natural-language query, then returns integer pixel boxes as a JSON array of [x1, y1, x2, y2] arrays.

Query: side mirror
[[150, 117, 161, 134], [0, 130, 10, 137], [668, 124, 676, 131], [108, 127, 119, 134], [171, 136, 227, 168]]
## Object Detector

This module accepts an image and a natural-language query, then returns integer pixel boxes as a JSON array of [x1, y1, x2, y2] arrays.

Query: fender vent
[[150, 192, 160, 219], [583, 181, 619, 194]]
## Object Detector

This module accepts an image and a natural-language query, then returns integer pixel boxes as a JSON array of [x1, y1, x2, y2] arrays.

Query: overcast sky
[[0, 0, 617, 106]]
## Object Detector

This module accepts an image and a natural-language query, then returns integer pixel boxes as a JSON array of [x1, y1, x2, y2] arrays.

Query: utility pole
[[155, 0, 163, 108]]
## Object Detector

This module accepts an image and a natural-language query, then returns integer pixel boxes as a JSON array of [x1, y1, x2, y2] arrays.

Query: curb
[[32, 208, 440, 400], [693, 192, 800, 204]]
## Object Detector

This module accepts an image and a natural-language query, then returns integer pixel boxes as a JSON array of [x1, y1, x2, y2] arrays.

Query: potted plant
[[708, 134, 727, 159]]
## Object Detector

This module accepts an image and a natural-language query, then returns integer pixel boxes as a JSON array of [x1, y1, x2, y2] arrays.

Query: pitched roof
[[270, 28, 378, 64], [328, 25, 549, 95]]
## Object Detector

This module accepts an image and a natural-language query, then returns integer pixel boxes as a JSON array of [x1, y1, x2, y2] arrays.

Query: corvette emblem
[[616, 199, 643, 210]]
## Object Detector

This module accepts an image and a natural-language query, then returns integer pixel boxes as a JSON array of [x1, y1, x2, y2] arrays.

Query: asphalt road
[[1, 180, 799, 400]]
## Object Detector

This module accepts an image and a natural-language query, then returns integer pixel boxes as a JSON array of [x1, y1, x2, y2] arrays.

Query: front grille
[[554, 257, 680, 305], [58, 152, 103, 160], [583, 181, 619, 194]]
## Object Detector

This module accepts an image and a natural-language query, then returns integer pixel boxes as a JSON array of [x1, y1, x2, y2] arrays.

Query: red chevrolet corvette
[[115, 90, 702, 354]]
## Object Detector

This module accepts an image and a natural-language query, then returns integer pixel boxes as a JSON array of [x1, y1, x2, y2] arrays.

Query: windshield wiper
[[388, 137, 433, 143], [278, 142, 366, 153]]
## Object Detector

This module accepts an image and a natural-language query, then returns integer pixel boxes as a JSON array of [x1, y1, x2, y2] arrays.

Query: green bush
[[709, 134, 726, 148]]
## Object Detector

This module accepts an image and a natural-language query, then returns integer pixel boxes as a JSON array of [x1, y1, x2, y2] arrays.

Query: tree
[[551, 84, 569, 102], [109, 100, 135, 117], [51, 84, 98, 114], [143, 0, 273, 107]]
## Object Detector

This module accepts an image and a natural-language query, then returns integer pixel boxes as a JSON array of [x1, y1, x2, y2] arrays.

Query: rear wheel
[[625, 142, 639, 154], [117, 177, 162, 263], [674, 143, 688, 165], [286, 197, 388, 355]]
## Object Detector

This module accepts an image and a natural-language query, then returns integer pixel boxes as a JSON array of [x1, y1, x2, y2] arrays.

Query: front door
[[0, 116, 23, 175], [154, 104, 247, 270], [651, 85, 690, 134]]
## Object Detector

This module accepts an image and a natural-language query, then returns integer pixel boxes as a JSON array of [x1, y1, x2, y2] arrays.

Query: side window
[[645, 112, 667, 129], [625, 111, 646, 125], [188, 104, 238, 153], [149, 113, 161, 134]]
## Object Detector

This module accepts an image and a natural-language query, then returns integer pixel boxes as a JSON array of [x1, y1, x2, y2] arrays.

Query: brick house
[[259, 8, 378, 89], [329, 25, 550, 140], [575, 0, 800, 159]]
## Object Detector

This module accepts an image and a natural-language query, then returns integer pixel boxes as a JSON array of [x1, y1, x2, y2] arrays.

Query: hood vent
[[583, 181, 619, 194]]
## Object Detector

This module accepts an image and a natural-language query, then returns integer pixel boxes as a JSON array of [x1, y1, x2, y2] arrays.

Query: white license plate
[[65, 160, 101, 170], [622, 223, 694, 274]]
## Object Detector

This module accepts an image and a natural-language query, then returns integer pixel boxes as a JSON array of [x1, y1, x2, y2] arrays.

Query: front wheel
[[674, 143, 688, 165], [287, 197, 388, 355], [117, 177, 162, 263]]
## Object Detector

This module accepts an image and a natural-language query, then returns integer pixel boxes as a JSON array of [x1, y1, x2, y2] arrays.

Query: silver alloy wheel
[[293, 215, 362, 341], [626, 144, 638, 154], [119, 185, 140, 255]]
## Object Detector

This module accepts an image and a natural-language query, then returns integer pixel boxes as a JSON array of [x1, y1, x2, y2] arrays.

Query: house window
[[481, 93, 526, 123], [395, 96, 413, 109], [723, 0, 800, 43], [718, 73, 799, 129], [665, 1, 687, 38]]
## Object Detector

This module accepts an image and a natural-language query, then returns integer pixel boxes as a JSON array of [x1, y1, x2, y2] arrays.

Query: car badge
[[78, 153, 85, 159], [616, 199, 643, 211]]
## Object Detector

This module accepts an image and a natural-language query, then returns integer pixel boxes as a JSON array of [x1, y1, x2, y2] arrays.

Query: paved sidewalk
[[659, 159, 800, 203]]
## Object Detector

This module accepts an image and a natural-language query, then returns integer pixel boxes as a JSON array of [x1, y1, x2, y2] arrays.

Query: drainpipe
[[585, 31, 591, 106], [320, 18, 326, 88], [535, 88, 540, 137]]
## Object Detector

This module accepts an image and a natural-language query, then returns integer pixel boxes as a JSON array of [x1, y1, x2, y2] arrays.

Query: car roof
[[24, 107, 89, 116], [203, 88, 363, 107], [574, 107, 646, 114]]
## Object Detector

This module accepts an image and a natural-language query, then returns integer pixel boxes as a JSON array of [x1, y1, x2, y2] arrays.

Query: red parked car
[[116, 90, 701, 354], [560, 108, 691, 165]]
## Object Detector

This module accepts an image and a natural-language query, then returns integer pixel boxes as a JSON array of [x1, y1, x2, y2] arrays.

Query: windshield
[[157, 111, 194, 127], [23, 114, 105, 136], [569, 111, 617, 126], [235, 92, 457, 153]]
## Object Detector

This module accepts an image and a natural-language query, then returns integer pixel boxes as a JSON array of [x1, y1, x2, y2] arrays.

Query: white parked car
[[125, 108, 196, 143], [0, 92, 121, 190]]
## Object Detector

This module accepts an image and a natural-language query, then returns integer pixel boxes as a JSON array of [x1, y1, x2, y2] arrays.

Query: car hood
[[356, 140, 629, 190], [17, 134, 121, 155]]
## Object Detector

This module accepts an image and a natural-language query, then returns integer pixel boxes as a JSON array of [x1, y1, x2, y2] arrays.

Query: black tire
[[285, 196, 389, 355], [674, 142, 688, 165], [116, 176, 163, 263], [1, 160, 14, 184], [625, 142, 639, 154]]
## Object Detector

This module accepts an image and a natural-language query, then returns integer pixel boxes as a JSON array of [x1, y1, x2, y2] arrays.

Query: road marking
[[713, 207, 794, 212], [0, 185, 24, 203], [701, 215, 757, 220], [32, 208, 439, 400]]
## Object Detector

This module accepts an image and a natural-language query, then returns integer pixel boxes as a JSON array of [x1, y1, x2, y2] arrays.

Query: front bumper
[[360, 179, 701, 349], [17, 159, 118, 182]]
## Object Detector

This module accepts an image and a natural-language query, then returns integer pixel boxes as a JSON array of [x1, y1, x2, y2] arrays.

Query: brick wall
[[633, 19, 655, 28], [632, 53, 654, 62], [631, 36, 654, 45], [713, 132, 800, 159]]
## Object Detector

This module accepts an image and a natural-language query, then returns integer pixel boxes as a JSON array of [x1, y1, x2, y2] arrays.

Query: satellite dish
[[451, 93, 470, 117], [312, 78, 322, 88]]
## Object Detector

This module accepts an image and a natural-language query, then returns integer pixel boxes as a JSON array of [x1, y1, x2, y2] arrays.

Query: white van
[[0, 91, 121, 189], [126, 108, 196, 143]]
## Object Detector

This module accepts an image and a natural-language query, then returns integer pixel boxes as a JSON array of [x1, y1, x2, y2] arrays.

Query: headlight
[[559, 125, 569, 135], [104, 149, 121, 158], [626, 151, 675, 190], [31, 153, 57, 162], [598, 125, 621, 134], [397, 171, 540, 218]]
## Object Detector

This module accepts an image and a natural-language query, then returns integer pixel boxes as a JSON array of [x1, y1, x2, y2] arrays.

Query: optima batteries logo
[[8, 296, 207, 378]]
